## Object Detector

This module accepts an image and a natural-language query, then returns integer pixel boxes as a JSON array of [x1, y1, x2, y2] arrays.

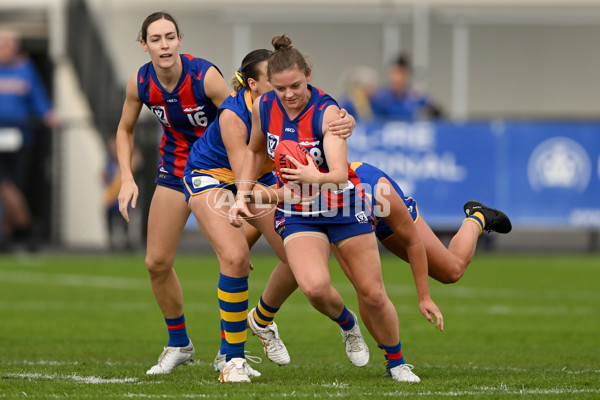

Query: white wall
[[85, 1, 600, 119]]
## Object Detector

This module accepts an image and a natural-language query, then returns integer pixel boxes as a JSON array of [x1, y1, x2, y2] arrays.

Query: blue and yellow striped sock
[[465, 211, 485, 235], [219, 319, 226, 355], [382, 341, 405, 368], [252, 296, 279, 328], [165, 314, 189, 347], [218, 273, 248, 361], [331, 306, 355, 331]]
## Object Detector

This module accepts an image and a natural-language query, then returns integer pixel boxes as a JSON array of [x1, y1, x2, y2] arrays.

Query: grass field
[[0, 251, 598, 399]]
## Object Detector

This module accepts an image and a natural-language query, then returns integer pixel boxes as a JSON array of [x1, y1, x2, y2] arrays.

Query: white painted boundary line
[[0, 270, 147, 290], [5, 372, 138, 384]]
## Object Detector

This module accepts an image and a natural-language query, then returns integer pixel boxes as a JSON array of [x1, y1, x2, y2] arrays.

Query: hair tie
[[235, 68, 247, 87]]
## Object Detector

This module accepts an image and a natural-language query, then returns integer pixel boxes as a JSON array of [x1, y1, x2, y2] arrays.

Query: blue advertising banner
[[347, 120, 600, 229]]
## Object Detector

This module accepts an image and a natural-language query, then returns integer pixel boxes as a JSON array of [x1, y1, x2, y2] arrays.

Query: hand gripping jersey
[[259, 85, 366, 217], [185, 87, 274, 182], [137, 54, 220, 177]]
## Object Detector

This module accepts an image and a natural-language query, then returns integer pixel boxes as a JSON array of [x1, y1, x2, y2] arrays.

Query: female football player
[[230, 34, 442, 383], [115, 11, 231, 375], [182, 48, 356, 382]]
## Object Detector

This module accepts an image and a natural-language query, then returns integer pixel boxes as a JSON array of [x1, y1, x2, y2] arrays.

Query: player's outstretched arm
[[377, 177, 444, 331], [116, 73, 143, 223]]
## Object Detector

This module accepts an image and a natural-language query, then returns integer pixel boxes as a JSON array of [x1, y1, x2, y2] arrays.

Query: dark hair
[[267, 34, 310, 79], [137, 11, 180, 42], [231, 49, 272, 92], [393, 54, 411, 71]]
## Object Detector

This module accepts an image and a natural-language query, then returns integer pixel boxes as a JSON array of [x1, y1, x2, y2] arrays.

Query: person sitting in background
[[339, 65, 378, 121], [0, 27, 56, 252], [370, 54, 443, 122]]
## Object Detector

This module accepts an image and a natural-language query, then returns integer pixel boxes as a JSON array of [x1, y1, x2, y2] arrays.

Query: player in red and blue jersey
[[230, 35, 441, 383], [115, 12, 231, 378], [182, 49, 357, 382]]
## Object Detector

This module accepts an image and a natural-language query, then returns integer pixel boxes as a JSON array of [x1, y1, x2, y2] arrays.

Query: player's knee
[[145, 253, 174, 277], [358, 289, 387, 310], [218, 248, 250, 276], [301, 282, 330, 306], [435, 261, 465, 284]]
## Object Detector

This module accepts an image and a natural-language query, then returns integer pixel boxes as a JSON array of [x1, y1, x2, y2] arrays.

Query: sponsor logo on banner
[[527, 137, 591, 193]]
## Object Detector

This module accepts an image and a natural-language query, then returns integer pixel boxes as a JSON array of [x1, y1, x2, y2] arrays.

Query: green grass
[[0, 251, 599, 399]]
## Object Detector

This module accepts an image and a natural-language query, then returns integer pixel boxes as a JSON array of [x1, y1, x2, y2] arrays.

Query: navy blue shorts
[[375, 196, 419, 241], [156, 170, 185, 193], [275, 209, 375, 244]]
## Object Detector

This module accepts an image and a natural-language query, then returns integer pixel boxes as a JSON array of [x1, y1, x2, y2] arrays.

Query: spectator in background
[[370, 54, 443, 122], [103, 136, 142, 251], [0, 27, 56, 251], [339, 65, 378, 121]]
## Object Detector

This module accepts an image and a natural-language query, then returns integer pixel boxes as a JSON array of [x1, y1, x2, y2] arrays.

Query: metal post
[[452, 22, 469, 120]]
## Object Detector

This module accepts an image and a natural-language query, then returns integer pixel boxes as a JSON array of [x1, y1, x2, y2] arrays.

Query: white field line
[[4, 360, 598, 376], [0, 270, 147, 290], [4, 372, 139, 384], [104, 388, 600, 398], [381, 283, 600, 302]]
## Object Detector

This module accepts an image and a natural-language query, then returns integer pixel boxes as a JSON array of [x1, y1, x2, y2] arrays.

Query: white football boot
[[146, 340, 195, 375], [247, 308, 290, 365], [214, 350, 261, 378], [340, 311, 369, 367], [219, 358, 251, 383], [390, 363, 421, 382]]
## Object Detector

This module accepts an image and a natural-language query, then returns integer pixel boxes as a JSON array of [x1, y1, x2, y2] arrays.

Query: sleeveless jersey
[[137, 54, 220, 177], [259, 85, 364, 214], [185, 87, 274, 181]]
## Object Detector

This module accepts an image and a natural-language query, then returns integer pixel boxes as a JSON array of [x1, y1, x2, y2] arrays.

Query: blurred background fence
[[0, 0, 598, 252]]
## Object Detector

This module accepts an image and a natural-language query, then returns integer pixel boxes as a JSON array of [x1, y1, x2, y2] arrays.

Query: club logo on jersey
[[267, 133, 279, 160], [150, 106, 171, 127], [355, 211, 369, 224]]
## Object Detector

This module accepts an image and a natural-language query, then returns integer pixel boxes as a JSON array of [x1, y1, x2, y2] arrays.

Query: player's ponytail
[[230, 49, 272, 92], [268, 34, 310, 79]]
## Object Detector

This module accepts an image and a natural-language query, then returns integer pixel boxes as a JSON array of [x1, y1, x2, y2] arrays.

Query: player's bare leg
[[191, 189, 252, 382], [145, 185, 194, 375], [145, 185, 190, 319]]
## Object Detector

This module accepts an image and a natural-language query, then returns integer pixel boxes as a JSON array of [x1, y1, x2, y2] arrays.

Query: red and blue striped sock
[[331, 305, 355, 331], [378, 344, 389, 361], [382, 341, 405, 368], [165, 314, 189, 347]]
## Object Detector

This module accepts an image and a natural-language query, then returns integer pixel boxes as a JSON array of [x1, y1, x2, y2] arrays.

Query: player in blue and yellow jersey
[[333, 161, 511, 376], [230, 35, 442, 383], [182, 49, 357, 382], [115, 12, 231, 378]]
